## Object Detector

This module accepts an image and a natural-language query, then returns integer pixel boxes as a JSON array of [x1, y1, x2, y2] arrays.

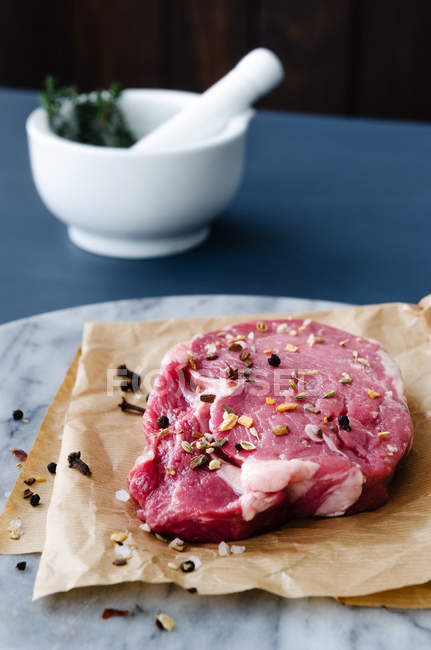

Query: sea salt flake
[[139, 523, 151, 532], [8, 519, 23, 539], [186, 555, 202, 569], [276, 323, 288, 334], [115, 543, 132, 559], [115, 489, 130, 502], [218, 541, 230, 556], [230, 545, 246, 554], [169, 537, 185, 551]]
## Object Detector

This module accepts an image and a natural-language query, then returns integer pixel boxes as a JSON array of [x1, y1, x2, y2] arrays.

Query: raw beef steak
[[128, 319, 413, 542]]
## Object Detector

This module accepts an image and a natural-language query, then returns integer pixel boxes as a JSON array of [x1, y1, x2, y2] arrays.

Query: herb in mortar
[[40, 76, 136, 148]]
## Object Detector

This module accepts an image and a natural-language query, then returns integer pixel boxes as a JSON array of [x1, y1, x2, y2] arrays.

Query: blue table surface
[[1, 87, 431, 325]]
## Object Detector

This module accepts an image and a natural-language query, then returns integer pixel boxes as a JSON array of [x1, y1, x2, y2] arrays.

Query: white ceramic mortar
[[26, 89, 253, 258]]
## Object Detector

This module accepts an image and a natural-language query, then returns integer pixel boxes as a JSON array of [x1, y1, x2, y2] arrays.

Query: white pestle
[[131, 48, 284, 153]]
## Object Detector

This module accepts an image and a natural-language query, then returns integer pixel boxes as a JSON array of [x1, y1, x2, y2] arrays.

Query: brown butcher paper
[[3, 298, 431, 607]]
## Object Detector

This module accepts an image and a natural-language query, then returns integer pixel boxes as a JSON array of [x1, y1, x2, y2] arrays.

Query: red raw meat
[[128, 319, 413, 542]]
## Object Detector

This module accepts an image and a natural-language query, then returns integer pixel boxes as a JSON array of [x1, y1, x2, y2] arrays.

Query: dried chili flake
[[218, 412, 238, 431], [67, 451, 91, 477], [276, 402, 298, 412], [102, 608, 130, 620], [10, 448, 27, 462], [238, 415, 253, 428], [199, 394, 215, 404], [24, 477, 35, 486], [23, 488, 33, 499]]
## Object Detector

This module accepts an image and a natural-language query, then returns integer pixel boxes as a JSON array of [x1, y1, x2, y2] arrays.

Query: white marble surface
[[1, 294, 430, 650]]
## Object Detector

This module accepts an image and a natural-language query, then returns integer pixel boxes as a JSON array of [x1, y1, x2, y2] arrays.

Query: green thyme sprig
[[40, 76, 136, 148]]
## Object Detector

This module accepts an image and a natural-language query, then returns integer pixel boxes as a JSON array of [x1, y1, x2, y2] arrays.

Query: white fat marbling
[[2, 295, 430, 649]]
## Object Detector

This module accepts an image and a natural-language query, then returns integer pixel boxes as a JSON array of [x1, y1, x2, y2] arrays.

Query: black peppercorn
[[13, 409, 23, 421], [268, 354, 281, 367], [47, 462, 57, 474], [338, 414, 352, 431], [235, 443, 242, 452], [157, 415, 169, 428], [16, 561, 26, 571], [30, 493, 40, 507], [180, 560, 195, 573]]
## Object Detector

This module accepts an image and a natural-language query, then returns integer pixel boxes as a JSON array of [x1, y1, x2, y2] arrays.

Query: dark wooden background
[[1, 0, 431, 121]]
